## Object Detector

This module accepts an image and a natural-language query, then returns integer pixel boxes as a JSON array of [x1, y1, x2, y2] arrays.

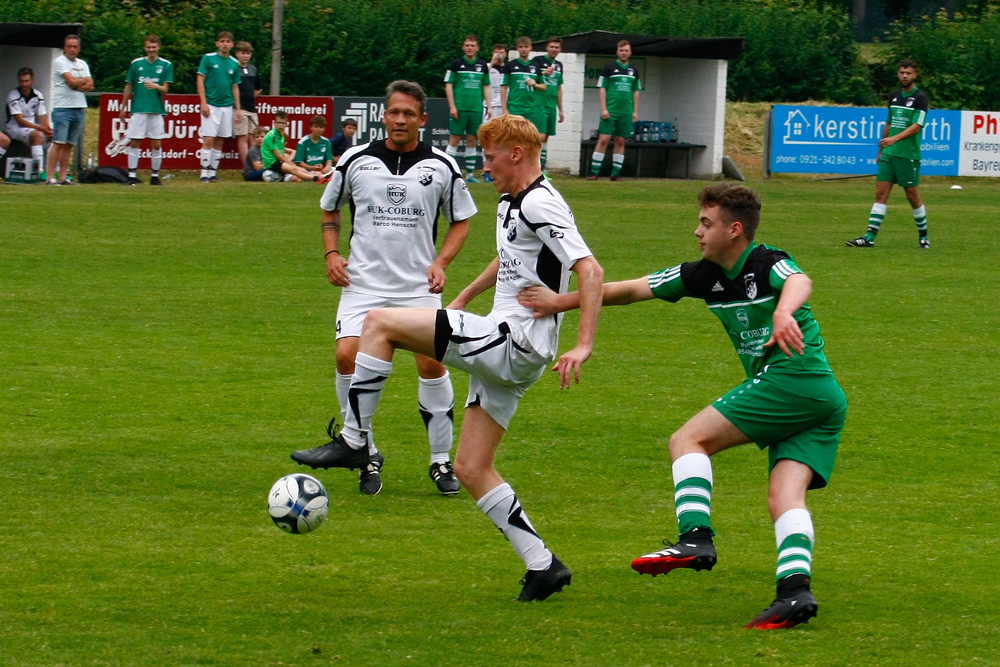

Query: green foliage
[[886, 9, 1000, 109]]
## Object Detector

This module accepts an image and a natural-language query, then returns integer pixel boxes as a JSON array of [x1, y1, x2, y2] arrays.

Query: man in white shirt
[[5, 67, 52, 173], [47, 34, 93, 185]]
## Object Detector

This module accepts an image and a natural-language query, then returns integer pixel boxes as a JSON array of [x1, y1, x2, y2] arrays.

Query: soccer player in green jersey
[[119, 35, 173, 185], [196, 31, 241, 182], [588, 40, 641, 181], [501, 37, 547, 128], [444, 35, 492, 183], [294, 115, 334, 176], [261, 111, 323, 183], [519, 183, 847, 629], [530, 36, 565, 175], [847, 59, 930, 249]]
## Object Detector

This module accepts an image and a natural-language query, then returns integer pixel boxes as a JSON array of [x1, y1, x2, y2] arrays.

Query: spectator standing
[[234, 41, 263, 167], [530, 37, 565, 175], [587, 40, 641, 181], [196, 31, 241, 182], [444, 34, 491, 183], [47, 34, 93, 185], [119, 34, 173, 185]]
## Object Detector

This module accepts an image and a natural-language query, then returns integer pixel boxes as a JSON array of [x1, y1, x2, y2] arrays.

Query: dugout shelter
[[0, 23, 82, 171], [527, 30, 745, 179]]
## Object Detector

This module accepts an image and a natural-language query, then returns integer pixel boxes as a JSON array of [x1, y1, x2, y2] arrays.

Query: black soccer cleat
[[516, 555, 572, 601], [125, 176, 141, 186], [291, 418, 371, 470], [150, 176, 163, 186], [919, 238, 930, 249], [745, 578, 818, 630], [631, 527, 717, 576], [429, 461, 460, 496], [358, 452, 385, 495], [845, 236, 875, 247]]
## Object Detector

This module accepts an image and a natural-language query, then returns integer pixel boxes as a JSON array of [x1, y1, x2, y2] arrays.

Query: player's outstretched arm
[[447, 257, 500, 310], [553, 256, 604, 389], [518, 276, 654, 318], [764, 273, 812, 358], [428, 220, 470, 294], [321, 210, 349, 287]]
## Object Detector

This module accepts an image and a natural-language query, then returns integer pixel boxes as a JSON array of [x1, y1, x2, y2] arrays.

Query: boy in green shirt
[[261, 111, 324, 183], [294, 115, 334, 176], [196, 31, 241, 182], [119, 34, 173, 185], [444, 34, 491, 182]]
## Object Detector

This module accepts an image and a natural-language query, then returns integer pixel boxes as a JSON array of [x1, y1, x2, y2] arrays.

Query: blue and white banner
[[767, 104, 1000, 177]]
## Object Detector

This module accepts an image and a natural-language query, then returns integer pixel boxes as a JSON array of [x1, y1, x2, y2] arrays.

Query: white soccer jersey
[[319, 140, 477, 298], [491, 175, 593, 360], [6, 88, 47, 132]]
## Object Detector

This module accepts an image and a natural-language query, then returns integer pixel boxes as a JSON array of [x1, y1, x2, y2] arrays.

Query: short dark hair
[[898, 58, 918, 71], [385, 80, 427, 115], [310, 115, 327, 127], [235, 41, 253, 53], [617, 39, 631, 48], [273, 110, 289, 121], [547, 36, 562, 46], [145, 34, 160, 45], [517, 36, 532, 46], [493, 43, 506, 52], [464, 34, 479, 45], [17, 67, 34, 79], [342, 118, 358, 128], [697, 183, 762, 241], [217, 31, 234, 41]]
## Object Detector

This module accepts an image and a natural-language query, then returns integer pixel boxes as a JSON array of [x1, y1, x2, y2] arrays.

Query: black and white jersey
[[320, 140, 477, 298], [492, 175, 593, 360], [6, 87, 47, 129]]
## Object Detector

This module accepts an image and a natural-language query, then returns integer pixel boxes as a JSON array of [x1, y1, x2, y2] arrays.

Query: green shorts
[[449, 110, 483, 138], [713, 366, 847, 489], [538, 106, 558, 137], [877, 154, 921, 187], [599, 114, 633, 139]]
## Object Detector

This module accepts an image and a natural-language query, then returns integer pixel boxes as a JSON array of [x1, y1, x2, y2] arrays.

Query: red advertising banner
[[97, 94, 335, 170]]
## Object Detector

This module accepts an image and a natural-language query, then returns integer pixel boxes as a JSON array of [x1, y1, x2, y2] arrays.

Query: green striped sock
[[540, 146, 547, 170], [590, 152, 603, 176], [611, 153, 625, 177], [776, 533, 813, 583], [913, 205, 928, 237], [673, 453, 714, 535], [465, 150, 477, 176]]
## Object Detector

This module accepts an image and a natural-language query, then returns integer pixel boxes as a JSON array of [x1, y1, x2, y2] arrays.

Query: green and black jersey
[[444, 57, 490, 112], [530, 54, 563, 110], [597, 60, 641, 117], [882, 87, 928, 160], [648, 243, 832, 378], [502, 58, 543, 115]]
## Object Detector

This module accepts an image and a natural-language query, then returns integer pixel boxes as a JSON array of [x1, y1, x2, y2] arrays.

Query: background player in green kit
[[501, 37, 547, 131], [519, 183, 847, 630], [196, 31, 241, 182], [530, 36, 564, 175], [119, 34, 173, 185], [588, 40, 641, 181], [444, 35, 491, 183], [847, 59, 930, 249], [294, 115, 334, 176]]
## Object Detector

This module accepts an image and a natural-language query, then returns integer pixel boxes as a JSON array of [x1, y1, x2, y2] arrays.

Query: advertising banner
[[97, 94, 334, 170], [328, 97, 452, 152], [769, 104, 958, 176], [958, 111, 1000, 177]]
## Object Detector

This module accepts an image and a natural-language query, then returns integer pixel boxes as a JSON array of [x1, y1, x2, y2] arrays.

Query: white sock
[[418, 373, 454, 464], [31, 144, 44, 164], [343, 353, 393, 450], [209, 148, 222, 170], [151, 149, 162, 174], [338, 371, 377, 455], [478, 483, 552, 570], [446, 145, 460, 160], [127, 147, 139, 175], [200, 147, 211, 176], [672, 453, 714, 534]]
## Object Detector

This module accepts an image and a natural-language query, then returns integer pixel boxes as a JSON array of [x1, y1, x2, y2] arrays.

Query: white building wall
[[0, 46, 60, 114]]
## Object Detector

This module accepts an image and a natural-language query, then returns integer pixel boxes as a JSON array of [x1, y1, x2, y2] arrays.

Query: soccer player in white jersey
[[5, 68, 52, 174], [291, 81, 476, 496], [306, 113, 604, 601]]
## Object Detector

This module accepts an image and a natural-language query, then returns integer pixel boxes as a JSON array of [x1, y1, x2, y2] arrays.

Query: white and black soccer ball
[[267, 473, 329, 534], [262, 169, 282, 183]]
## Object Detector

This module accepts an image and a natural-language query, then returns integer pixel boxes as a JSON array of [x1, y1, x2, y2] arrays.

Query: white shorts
[[233, 110, 259, 136], [435, 309, 548, 429], [200, 104, 234, 138], [5, 124, 40, 144], [336, 290, 442, 340], [127, 113, 167, 140]]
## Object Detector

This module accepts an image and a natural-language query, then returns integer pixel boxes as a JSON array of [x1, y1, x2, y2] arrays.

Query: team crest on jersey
[[906, 98, 914, 107], [418, 166, 434, 186], [504, 210, 518, 242], [387, 183, 406, 204], [736, 308, 750, 328], [743, 274, 758, 299]]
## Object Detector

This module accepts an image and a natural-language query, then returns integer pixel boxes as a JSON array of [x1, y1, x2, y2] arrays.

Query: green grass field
[[2, 174, 998, 666]]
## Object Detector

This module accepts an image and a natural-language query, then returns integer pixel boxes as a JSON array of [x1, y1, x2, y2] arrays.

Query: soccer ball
[[267, 473, 329, 534], [262, 169, 282, 182]]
